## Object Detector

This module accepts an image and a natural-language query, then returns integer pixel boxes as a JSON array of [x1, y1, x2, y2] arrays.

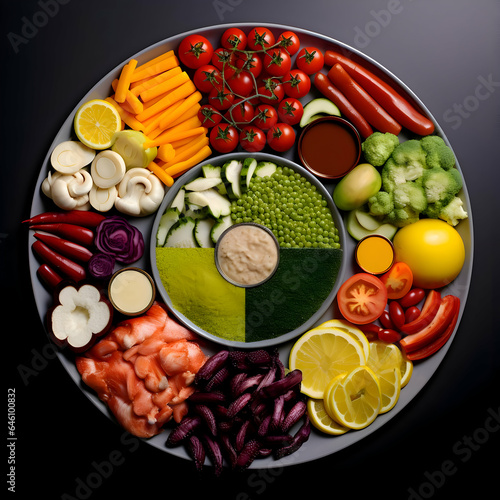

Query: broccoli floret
[[368, 191, 394, 216], [391, 139, 427, 170], [361, 132, 400, 167], [393, 182, 427, 213], [438, 196, 468, 226], [422, 167, 463, 204], [385, 206, 421, 228], [381, 158, 425, 192], [421, 135, 456, 170]]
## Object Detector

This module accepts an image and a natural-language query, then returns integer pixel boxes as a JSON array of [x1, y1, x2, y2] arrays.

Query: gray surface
[[3, 0, 498, 498]]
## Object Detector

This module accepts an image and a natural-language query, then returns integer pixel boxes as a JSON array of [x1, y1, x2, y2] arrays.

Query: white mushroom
[[91, 150, 126, 188], [89, 183, 118, 212], [51, 140, 96, 174], [42, 169, 93, 210], [115, 168, 165, 216]]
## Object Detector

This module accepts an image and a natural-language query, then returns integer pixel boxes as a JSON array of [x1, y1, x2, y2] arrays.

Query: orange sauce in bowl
[[299, 118, 361, 178]]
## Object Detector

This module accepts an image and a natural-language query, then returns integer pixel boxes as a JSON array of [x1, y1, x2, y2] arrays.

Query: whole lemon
[[393, 219, 465, 289]]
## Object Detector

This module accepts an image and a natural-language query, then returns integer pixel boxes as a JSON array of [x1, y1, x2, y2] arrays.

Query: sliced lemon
[[400, 351, 413, 389], [367, 340, 402, 373], [307, 398, 349, 435], [377, 368, 401, 414], [316, 319, 370, 361], [289, 327, 366, 399], [74, 99, 121, 150], [325, 366, 381, 430]]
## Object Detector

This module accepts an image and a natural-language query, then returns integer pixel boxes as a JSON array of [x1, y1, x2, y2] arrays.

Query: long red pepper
[[32, 240, 86, 282], [37, 264, 63, 290], [23, 210, 105, 228], [29, 223, 94, 247], [33, 232, 93, 263]]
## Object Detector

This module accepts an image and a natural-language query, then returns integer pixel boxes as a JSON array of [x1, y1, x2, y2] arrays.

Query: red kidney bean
[[380, 310, 395, 330], [405, 306, 421, 324], [378, 329, 402, 343], [399, 288, 426, 309], [389, 301, 405, 330]]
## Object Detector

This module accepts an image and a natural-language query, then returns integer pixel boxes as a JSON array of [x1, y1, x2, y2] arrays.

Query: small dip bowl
[[355, 234, 395, 274], [214, 223, 280, 288], [298, 116, 361, 179], [108, 267, 156, 316]]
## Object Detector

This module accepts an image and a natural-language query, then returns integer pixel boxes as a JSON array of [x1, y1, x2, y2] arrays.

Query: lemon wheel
[[307, 398, 349, 436]]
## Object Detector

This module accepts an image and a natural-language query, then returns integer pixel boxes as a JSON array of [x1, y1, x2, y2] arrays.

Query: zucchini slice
[[156, 208, 180, 247], [254, 161, 277, 178], [240, 157, 258, 192], [186, 189, 232, 218], [165, 217, 198, 248], [210, 215, 233, 244], [184, 176, 222, 192], [194, 217, 216, 248], [222, 159, 243, 199], [170, 188, 185, 213]]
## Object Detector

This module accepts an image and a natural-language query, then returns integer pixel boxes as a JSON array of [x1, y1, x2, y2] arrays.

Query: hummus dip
[[216, 224, 279, 287]]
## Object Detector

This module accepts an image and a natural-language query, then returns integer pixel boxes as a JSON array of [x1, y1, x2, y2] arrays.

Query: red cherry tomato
[[404, 306, 421, 324], [247, 27, 275, 50], [252, 104, 278, 131], [193, 65, 222, 93], [208, 87, 235, 111], [277, 30, 301, 55], [239, 126, 266, 153], [398, 287, 426, 308], [389, 301, 405, 330], [380, 310, 395, 330], [225, 99, 254, 126], [267, 123, 296, 152], [211, 47, 237, 74], [380, 262, 414, 300], [263, 48, 292, 78], [227, 71, 254, 97], [235, 52, 263, 78], [198, 104, 222, 127], [296, 46, 324, 75], [221, 27, 247, 50], [258, 78, 284, 104], [337, 273, 388, 325], [277, 97, 303, 125], [283, 69, 311, 99], [209, 123, 239, 153], [378, 329, 402, 343], [178, 34, 214, 69]]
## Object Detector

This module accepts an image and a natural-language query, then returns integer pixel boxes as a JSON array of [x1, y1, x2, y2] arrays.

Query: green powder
[[155, 247, 245, 342]]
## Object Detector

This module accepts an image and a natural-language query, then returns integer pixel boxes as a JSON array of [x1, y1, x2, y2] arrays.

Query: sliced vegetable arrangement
[[26, 23, 472, 474]]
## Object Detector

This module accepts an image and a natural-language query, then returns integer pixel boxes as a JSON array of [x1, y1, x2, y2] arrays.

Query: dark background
[[2, 0, 498, 498]]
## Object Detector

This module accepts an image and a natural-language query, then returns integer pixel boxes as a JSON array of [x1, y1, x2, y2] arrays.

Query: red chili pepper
[[32, 240, 86, 282], [36, 264, 63, 290], [313, 72, 373, 138], [34, 232, 93, 263], [324, 50, 435, 136], [29, 223, 94, 247], [328, 64, 402, 135], [23, 210, 105, 228]]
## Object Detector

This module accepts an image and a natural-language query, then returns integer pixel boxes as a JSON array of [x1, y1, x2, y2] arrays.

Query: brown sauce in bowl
[[299, 118, 361, 178]]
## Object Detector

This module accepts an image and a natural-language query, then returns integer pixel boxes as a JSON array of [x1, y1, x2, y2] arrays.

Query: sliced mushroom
[[89, 184, 118, 212], [42, 170, 92, 210], [51, 141, 96, 174], [91, 150, 126, 188]]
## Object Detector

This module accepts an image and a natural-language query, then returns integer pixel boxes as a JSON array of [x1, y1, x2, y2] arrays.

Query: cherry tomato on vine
[[247, 26, 276, 50], [227, 71, 254, 97], [209, 86, 235, 111], [210, 123, 239, 153], [221, 27, 247, 50], [193, 65, 222, 93], [277, 97, 303, 125], [225, 99, 254, 126], [263, 48, 292, 78], [258, 78, 285, 104], [296, 46, 324, 74], [252, 104, 278, 130], [267, 123, 296, 152], [178, 34, 214, 69], [277, 30, 301, 55], [380, 262, 414, 300], [283, 69, 311, 99], [239, 126, 266, 153], [235, 52, 263, 78], [211, 47, 237, 75], [198, 104, 222, 128]]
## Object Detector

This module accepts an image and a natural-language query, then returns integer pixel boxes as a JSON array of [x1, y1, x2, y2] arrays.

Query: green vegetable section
[[155, 247, 342, 343]]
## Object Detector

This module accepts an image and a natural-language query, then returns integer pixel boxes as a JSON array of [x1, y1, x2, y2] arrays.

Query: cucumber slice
[[300, 98, 341, 127], [184, 177, 222, 191], [186, 189, 231, 218], [156, 208, 179, 247], [184, 203, 209, 219], [346, 209, 398, 241], [170, 188, 185, 213], [222, 160, 243, 199], [240, 158, 258, 192], [254, 161, 277, 178], [355, 209, 382, 231], [194, 217, 216, 248], [165, 217, 197, 248], [210, 215, 233, 244], [202, 164, 222, 178]]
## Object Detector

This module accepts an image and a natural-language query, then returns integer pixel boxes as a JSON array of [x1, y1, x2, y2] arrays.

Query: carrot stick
[[115, 59, 138, 103], [157, 143, 176, 162], [147, 161, 174, 187], [143, 126, 207, 148], [133, 50, 174, 74], [111, 79, 144, 114], [130, 66, 182, 97], [163, 145, 212, 177], [140, 71, 190, 102], [162, 135, 209, 166], [169, 133, 206, 150], [166, 102, 201, 129], [105, 97, 145, 132], [159, 91, 203, 130], [130, 54, 179, 83], [143, 100, 185, 137]]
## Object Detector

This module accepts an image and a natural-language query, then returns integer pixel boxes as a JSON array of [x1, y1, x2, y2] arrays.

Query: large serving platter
[[28, 22, 473, 468]]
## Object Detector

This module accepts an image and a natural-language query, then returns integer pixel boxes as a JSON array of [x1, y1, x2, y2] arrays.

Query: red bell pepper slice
[[399, 290, 441, 334], [400, 295, 459, 353], [405, 296, 460, 361]]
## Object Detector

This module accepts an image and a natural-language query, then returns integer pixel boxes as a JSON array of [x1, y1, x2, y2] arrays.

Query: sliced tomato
[[337, 273, 388, 325], [380, 262, 413, 300]]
